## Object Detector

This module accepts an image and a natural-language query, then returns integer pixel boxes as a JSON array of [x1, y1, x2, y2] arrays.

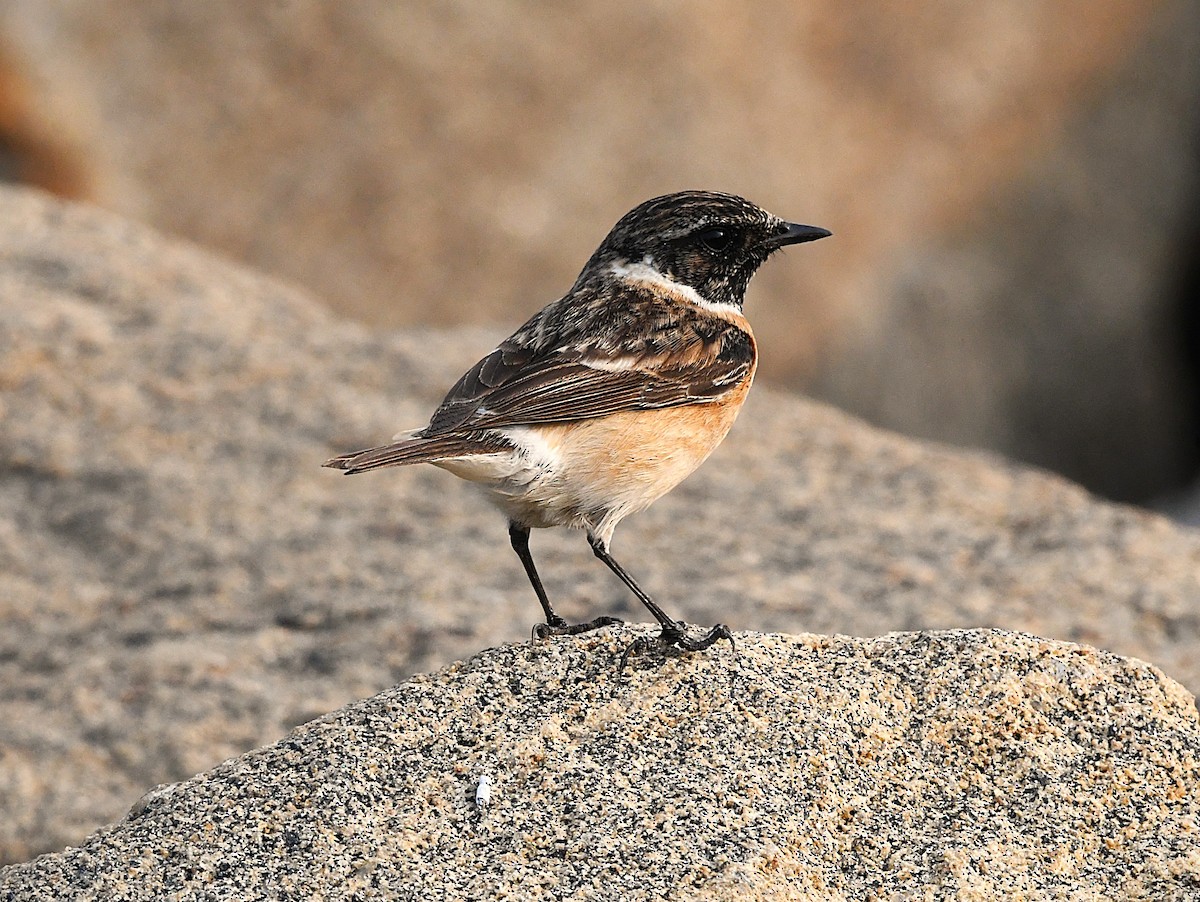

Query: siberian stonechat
[[326, 190, 830, 658]]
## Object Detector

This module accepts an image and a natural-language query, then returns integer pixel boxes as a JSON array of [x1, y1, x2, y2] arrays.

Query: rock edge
[[1, 628, 1197, 901]]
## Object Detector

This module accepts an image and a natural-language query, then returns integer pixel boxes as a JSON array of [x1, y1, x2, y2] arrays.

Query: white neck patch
[[608, 260, 738, 313]]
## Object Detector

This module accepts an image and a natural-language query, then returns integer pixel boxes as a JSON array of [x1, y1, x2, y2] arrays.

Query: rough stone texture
[[1, 0, 1198, 501], [1, 630, 1198, 900], [2, 187, 1200, 864]]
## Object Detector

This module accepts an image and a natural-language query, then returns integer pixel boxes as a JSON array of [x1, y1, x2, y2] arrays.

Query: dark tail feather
[[323, 433, 511, 474]]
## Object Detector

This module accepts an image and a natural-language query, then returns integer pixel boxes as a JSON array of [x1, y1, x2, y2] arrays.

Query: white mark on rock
[[475, 773, 493, 810]]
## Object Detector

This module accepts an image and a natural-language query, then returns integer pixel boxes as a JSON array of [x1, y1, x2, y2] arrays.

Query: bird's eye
[[696, 227, 735, 252]]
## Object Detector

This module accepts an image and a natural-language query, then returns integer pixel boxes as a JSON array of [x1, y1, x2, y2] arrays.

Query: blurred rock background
[[3, 0, 1200, 865], [0, 0, 1197, 508]]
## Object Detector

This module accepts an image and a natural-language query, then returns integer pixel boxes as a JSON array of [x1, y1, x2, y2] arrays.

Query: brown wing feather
[[420, 316, 754, 436], [425, 341, 548, 434], [324, 431, 512, 474]]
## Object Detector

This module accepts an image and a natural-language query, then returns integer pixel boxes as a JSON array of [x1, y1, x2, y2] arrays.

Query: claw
[[619, 636, 653, 675], [619, 622, 736, 674], [532, 615, 622, 641]]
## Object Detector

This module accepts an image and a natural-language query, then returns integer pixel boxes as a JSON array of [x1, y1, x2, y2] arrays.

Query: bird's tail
[[323, 432, 510, 474]]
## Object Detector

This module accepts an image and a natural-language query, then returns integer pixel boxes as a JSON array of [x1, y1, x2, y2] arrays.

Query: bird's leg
[[585, 532, 734, 664], [508, 522, 621, 638]]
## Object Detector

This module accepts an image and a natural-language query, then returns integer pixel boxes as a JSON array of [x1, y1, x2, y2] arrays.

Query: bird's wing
[[421, 318, 754, 436]]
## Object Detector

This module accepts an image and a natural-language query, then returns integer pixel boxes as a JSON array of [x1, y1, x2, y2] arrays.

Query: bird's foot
[[532, 615, 623, 640], [619, 621, 736, 672]]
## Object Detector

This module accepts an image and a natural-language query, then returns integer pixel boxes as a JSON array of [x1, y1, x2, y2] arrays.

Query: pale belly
[[434, 397, 745, 543]]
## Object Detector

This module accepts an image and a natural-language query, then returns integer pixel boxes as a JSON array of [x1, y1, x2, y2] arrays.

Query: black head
[[580, 190, 830, 307]]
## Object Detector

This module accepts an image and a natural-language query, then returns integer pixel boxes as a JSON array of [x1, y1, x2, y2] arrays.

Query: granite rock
[[1, 187, 1199, 863], [1, 629, 1198, 900]]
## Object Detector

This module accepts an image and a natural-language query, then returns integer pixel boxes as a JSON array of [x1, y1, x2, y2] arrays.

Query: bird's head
[[582, 190, 830, 308]]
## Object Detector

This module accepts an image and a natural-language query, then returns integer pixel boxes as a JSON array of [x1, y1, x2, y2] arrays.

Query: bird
[[325, 190, 830, 660]]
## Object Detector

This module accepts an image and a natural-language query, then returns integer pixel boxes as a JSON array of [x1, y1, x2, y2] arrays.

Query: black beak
[[770, 221, 832, 248]]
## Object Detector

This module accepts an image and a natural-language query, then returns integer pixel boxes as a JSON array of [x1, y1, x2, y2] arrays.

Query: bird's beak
[[770, 222, 832, 248]]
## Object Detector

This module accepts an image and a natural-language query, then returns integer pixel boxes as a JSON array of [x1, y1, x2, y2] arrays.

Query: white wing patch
[[578, 355, 642, 372]]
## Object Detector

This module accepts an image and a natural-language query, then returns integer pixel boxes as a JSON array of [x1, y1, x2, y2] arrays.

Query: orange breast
[[443, 311, 758, 538], [534, 358, 755, 522]]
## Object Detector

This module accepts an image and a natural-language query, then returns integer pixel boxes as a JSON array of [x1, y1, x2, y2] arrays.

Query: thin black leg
[[509, 522, 560, 625], [586, 532, 734, 665], [508, 522, 621, 638]]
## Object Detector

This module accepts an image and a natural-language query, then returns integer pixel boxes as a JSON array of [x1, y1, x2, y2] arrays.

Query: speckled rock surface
[[1, 630, 1197, 900], [2, 186, 1200, 863]]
